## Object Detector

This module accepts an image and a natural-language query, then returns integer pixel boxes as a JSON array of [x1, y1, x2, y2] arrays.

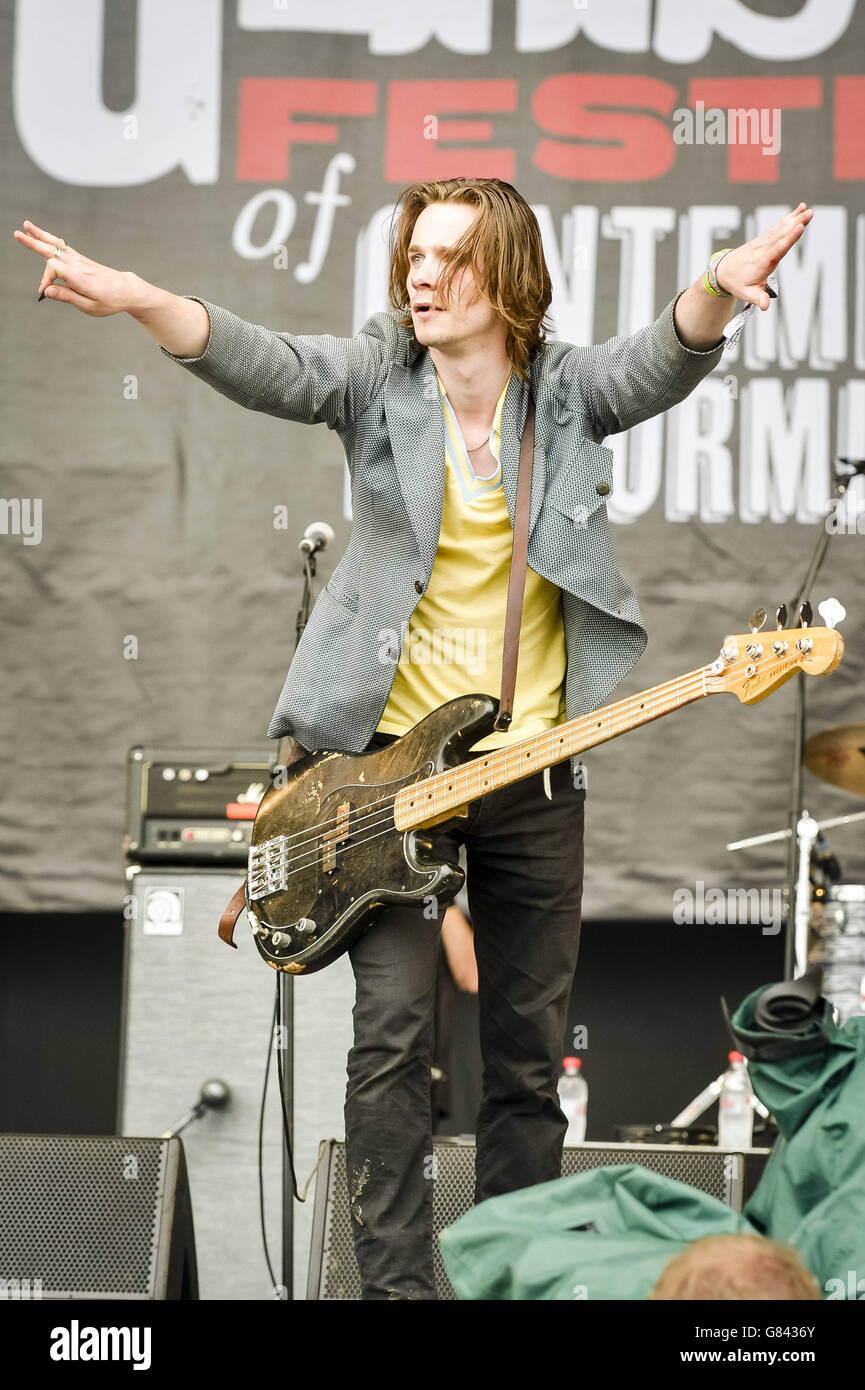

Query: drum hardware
[[807, 885, 865, 1023], [728, 806, 865, 1025], [779, 452, 859, 979], [670, 1075, 770, 1131], [726, 809, 865, 853]]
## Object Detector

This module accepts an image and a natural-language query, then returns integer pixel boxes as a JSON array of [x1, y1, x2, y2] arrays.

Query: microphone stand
[[782, 460, 859, 978], [274, 532, 323, 1302]]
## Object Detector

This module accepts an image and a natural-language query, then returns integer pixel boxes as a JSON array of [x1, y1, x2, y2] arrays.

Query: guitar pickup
[[321, 800, 352, 874]]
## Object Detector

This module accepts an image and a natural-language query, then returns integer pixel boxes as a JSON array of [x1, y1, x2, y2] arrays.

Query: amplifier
[[307, 1138, 772, 1300], [119, 867, 356, 1299], [124, 745, 274, 865]]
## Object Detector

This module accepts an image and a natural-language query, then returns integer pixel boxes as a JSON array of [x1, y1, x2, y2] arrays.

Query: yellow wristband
[[704, 248, 733, 298]]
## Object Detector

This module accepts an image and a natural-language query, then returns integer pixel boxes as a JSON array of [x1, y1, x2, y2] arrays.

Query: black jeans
[[344, 736, 586, 1299]]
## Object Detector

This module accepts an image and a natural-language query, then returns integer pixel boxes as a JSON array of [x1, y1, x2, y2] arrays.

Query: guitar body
[[247, 694, 499, 974]]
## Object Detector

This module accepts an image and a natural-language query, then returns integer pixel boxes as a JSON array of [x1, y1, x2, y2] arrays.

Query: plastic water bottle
[[558, 1057, 587, 1143], [718, 1051, 754, 1149]]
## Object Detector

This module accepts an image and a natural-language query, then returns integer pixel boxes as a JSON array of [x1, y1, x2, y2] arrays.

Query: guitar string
[[253, 673, 680, 891], [250, 808, 399, 889], [251, 652, 769, 879], [250, 822, 403, 899], [254, 661, 717, 862], [251, 652, 776, 889]]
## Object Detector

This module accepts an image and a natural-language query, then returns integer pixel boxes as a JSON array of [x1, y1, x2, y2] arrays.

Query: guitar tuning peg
[[748, 607, 766, 634], [775, 603, 787, 629], [817, 597, 846, 631], [799, 600, 813, 629]]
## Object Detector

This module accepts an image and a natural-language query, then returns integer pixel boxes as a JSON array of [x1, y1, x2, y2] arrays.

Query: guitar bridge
[[248, 838, 287, 901]]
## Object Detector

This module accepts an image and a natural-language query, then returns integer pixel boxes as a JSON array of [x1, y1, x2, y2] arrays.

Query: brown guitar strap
[[217, 883, 245, 950], [493, 393, 535, 731]]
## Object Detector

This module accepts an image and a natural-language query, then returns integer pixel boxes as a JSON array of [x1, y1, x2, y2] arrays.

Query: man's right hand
[[14, 218, 211, 356], [13, 219, 135, 316]]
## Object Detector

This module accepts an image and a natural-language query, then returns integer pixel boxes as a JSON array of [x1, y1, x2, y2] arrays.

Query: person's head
[[387, 178, 552, 380], [649, 1234, 821, 1301]]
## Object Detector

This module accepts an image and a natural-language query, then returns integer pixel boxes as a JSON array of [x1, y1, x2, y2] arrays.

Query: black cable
[[257, 976, 308, 1300], [257, 984, 280, 1294], [276, 973, 303, 1202]]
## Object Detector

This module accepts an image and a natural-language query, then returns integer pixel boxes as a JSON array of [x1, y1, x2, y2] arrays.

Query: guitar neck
[[396, 664, 714, 830]]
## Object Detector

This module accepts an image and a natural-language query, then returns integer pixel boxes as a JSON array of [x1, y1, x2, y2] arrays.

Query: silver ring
[[50, 246, 64, 259]]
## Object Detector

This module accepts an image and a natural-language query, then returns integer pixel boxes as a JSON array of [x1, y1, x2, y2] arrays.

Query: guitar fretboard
[[394, 664, 711, 830]]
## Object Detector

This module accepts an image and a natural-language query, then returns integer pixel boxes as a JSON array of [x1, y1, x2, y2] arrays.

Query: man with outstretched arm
[[15, 187, 811, 1299]]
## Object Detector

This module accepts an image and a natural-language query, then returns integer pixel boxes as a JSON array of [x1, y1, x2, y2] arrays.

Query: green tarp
[[439, 984, 865, 1299]]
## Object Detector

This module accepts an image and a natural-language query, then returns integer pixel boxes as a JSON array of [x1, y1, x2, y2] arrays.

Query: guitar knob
[[294, 918, 317, 937]]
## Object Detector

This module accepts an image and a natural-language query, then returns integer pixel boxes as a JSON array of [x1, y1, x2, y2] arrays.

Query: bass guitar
[[233, 613, 843, 974]]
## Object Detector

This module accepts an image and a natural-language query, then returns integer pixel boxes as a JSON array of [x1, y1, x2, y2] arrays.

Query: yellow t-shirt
[[376, 372, 567, 750]]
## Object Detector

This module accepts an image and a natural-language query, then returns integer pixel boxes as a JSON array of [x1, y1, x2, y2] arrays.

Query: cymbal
[[804, 723, 865, 797]]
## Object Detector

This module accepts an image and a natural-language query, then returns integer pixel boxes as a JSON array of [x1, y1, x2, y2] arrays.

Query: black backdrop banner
[[2, 0, 863, 918]]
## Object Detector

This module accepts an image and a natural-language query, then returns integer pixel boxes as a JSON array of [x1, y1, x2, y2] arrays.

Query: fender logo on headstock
[[738, 655, 799, 699]]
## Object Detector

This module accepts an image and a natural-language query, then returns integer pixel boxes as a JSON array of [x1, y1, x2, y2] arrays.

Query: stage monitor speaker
[[0, 1134, 197, 1300], [307, 1137, 772, 1300]]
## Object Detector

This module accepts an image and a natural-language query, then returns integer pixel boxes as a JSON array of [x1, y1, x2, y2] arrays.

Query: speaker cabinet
[[0, 1134, 196, 1300], [119, 867, 355, 1300], [307, 1137, 771, 1300]]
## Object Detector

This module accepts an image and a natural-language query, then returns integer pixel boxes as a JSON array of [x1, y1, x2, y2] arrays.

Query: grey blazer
[[161, 293, 724, 755]]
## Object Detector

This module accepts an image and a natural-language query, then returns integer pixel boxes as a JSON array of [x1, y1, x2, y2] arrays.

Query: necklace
[[464, 431, 492, 453]]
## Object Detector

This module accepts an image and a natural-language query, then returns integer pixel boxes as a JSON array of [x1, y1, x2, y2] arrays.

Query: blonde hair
[[649, 1234, 822, 1301], [387, 178, 552, 382]]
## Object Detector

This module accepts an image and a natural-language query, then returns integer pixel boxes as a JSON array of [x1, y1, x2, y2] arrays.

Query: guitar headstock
[[706, 603, 845, 704]]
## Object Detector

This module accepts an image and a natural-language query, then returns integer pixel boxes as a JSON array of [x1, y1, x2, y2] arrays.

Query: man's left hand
[[716, 203, 813, 308]]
